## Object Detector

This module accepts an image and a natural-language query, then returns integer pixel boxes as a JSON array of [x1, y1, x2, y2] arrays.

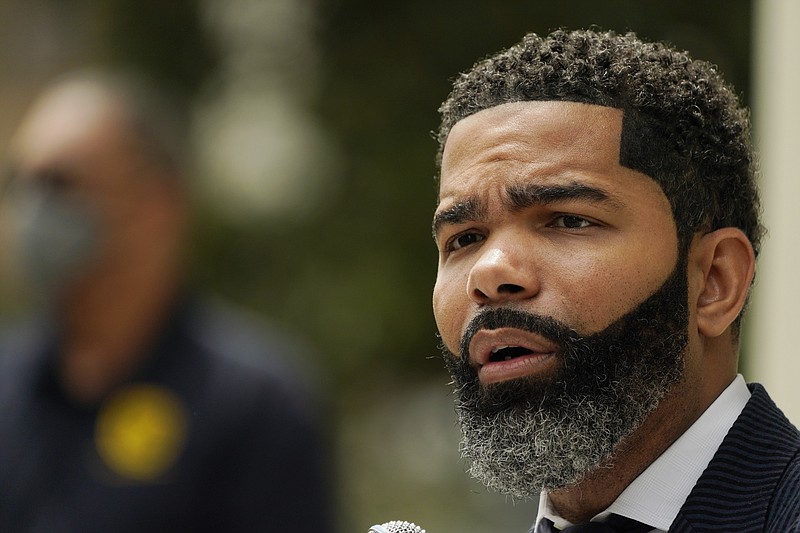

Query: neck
[[547, 370, 725, 522], [547, 430, 670, 523], [56, 246, 183, 405]]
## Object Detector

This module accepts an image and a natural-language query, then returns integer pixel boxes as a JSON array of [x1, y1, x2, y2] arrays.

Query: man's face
[[432, 101, 688, 495], [1, 85, 167, 295], [9, 87, 153, 230]]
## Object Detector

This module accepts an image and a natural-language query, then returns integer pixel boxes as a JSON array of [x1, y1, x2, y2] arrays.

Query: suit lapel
[[670, 383, 800, 532]]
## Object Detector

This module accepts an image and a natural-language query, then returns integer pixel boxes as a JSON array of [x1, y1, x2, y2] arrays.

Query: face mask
[[4, 182, 99, 294]]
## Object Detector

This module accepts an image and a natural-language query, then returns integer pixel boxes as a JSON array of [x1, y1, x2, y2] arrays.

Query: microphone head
[[368, 520, 426, 533]]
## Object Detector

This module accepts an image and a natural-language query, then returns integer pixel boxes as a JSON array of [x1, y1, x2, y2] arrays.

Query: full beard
[[440, 256, 689, 498]]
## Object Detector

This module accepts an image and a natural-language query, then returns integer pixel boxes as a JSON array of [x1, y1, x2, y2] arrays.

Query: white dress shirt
[[535, 374, 751, 532]]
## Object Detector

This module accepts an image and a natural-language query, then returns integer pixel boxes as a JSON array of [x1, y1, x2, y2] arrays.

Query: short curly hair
[[437, 29, 763, 258]]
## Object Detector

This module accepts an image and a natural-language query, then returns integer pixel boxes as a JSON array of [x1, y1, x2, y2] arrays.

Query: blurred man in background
[[0, 70, 334, 532]]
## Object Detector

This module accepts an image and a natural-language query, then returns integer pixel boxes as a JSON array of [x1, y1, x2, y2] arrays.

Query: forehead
[[12, 84, 129, 172], [437, 100, 667, 212]]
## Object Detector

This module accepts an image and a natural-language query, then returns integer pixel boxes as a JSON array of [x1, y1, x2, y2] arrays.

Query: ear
[[691, 228, 755, 338]]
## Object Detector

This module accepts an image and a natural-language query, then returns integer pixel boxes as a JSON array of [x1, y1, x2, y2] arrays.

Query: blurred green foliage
[[93, 0, 218, 102]]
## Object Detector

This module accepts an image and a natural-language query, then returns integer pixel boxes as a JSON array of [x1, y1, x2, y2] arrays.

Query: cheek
[[548, 254, 674, 334], [432, 271, 469, 351]]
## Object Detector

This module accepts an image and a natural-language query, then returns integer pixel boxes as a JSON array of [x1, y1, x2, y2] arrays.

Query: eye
[[446, 231, 485, 252], [550, 214, 593, 229]]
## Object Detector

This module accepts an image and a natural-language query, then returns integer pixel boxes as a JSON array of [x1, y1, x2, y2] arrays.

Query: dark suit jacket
[[670, 383, 800, 532]]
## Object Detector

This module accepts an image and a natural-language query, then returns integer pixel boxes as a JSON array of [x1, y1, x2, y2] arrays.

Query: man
[[0, 71, 333, 532], [432, 30, 800, 532]]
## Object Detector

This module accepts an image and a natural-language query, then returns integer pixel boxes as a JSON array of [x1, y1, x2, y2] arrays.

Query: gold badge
[[95, 384, 188, 482]]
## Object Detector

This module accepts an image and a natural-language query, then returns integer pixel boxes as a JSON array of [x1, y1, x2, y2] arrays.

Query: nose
[[467, 240, 540, 305]]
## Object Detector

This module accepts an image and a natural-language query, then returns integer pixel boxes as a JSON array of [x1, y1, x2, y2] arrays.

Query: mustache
[[458, 307, 587, 363]]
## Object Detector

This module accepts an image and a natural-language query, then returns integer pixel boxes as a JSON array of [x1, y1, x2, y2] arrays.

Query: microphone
[[368, 520, 427, 533]]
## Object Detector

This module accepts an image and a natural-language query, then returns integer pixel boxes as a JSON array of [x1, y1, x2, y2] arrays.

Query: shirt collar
[[535, 374, 750, 531]]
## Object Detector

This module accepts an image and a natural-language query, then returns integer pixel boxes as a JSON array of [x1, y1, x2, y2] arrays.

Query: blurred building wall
[[749, 0, 800, 425]]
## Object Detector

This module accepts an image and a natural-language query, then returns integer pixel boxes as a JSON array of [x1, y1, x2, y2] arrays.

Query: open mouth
[[468, 329, 560, 384], [489, 345, 535, 362]]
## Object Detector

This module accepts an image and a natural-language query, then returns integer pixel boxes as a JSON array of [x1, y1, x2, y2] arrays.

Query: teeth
[[491, 345, 512, 354], [489, 345, 536, 363], [492, 345, 524, 361]]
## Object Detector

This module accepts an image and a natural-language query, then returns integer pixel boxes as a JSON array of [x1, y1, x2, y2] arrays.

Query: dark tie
[[536, 514, 653, 533]]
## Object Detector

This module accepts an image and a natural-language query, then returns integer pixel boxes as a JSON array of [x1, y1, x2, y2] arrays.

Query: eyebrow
[[432, 182, 622, 239], [506, 182, 623, 211], [432, 198, 487, 239]]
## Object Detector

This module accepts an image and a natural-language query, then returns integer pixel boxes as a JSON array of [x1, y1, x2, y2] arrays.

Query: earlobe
[[692, 228, 755, 338]]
